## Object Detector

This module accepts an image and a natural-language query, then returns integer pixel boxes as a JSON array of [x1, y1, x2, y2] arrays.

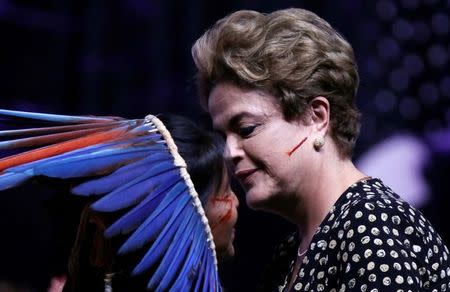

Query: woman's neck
[[294, 158, 366, 241]]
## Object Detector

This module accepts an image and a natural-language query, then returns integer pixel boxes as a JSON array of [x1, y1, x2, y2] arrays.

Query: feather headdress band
[[0, 109, 222, 291]]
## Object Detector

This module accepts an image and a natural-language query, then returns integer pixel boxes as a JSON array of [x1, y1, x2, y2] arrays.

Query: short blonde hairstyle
[[192, 8, 361, 157]]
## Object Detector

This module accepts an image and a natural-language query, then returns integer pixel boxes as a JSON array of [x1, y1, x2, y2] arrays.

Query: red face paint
[[211, 197, 233, 203], [209, 196, 233, 230], [216, 208, 233, 227], [287, 136, 308, 156]]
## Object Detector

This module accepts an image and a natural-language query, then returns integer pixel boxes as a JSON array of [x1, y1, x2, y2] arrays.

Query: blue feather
[[3, 134, 163, 175], [90, 162, 177, 211], [0, 149, 165, 194], [50, 133, 163, 161], [155, 217, 208, 292], [145, 211, 195, 282], [72, 152, 172, 196], [0, 109, 116, 123], [0, 110, 222, 291], [0, 121, 126, 138], [146, 211, 199, 288], [154, 238, 197, 292], [177, 273, 192, 291], [165, 224, 206, 291], [203, 250, 215, 292], [0, 120, 153, 151], [128, 122, 158, 135], [203, 253, 213, 292], [210, 253, 222, 292], [0, 171, 33, 191], [103, 173, 181, 237], [121, 199, 179, 257], [193, 248, 209, 292], [103, 189, 167, 237], [118, 181, 187, 253], [33, 147, 155, 178], [130, 192, 192, 275], [193, 236, 222, 292], [4, 128, 162, 166], [137, 199, 194, 262]]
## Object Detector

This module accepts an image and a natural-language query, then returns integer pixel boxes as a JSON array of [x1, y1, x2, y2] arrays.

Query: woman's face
[[205, 171, 239, 262], [208, 82, 317, 213]]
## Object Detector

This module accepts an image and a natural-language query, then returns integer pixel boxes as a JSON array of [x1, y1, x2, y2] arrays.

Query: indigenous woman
[[0, 111, 238, 291], [62, 115, 239, 291]]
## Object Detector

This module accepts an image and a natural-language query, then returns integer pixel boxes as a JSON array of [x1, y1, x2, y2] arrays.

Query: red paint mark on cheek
[[211, 197, 232, 204], [210, 197, 233, 230], [218, 208, 233, 224], [287, 136, 308, 156]]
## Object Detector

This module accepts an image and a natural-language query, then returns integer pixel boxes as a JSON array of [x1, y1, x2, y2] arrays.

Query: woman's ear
[[309, 96, 330, 135]]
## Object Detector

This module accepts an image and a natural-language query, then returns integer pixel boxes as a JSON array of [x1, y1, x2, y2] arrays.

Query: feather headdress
[[0, 109, 222, 291]]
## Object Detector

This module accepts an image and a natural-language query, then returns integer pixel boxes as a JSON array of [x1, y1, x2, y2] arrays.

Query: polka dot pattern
[[262, 178, 450, 292]]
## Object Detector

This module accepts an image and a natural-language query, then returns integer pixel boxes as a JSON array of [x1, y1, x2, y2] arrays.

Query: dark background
[[0, 0, 449, 291]]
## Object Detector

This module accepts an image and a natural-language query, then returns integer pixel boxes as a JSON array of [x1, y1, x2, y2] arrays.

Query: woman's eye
[[238, 125, 257, 137]]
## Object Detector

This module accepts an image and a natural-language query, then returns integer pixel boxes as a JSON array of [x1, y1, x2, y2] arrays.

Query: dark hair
[[63, 114, 226, 291], [159, 114, 226, 205]]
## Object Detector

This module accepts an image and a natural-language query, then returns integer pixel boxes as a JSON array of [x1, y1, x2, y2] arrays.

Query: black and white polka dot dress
[[261, 178, 450, 292]]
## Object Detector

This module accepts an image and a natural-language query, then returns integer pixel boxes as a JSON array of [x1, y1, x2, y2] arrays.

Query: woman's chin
[[245, 189, 271, 210], [217, 245, 235, 262]]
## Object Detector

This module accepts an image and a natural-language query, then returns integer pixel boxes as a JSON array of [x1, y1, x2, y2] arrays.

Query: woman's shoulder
[[321, 179, 450, 290], [330, 178, 442, 240], [335, 178, 414, 220], [331, 178, 449, 254]]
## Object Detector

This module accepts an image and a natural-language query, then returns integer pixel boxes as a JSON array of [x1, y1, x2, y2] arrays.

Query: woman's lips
[[235, 169, 257, 185]]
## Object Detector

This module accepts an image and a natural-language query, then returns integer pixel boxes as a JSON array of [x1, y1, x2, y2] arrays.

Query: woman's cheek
[[208, 196, 234, 230]]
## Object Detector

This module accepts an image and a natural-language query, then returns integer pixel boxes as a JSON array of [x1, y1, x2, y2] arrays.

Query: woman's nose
[[231, 191, 239, 208], [224, 135, 244, 166]]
